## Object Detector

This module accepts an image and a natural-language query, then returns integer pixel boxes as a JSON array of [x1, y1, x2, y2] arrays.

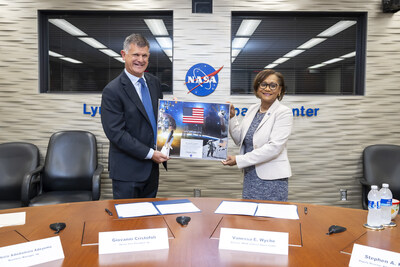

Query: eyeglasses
[[259, 82, 279, 91]]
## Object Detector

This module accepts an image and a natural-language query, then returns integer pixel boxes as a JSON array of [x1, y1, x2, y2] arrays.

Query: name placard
[[98, 228, 169, 255], [0, 236, 64, 267], [349, 243, 400, 267], [218, 227, 288, 255]]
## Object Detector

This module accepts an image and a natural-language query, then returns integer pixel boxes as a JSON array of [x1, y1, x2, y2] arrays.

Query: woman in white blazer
[[222, 69, 293, 201]]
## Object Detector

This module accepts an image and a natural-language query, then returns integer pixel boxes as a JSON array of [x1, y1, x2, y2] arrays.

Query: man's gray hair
[[123, 34, 150, 52]]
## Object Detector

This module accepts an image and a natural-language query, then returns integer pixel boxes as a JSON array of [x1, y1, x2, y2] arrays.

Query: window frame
[[38, 10, 173, 94], [230, 11, 367, 96]]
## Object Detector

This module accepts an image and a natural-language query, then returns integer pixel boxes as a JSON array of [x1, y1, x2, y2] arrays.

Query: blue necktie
[[138, 78, 157, 145]]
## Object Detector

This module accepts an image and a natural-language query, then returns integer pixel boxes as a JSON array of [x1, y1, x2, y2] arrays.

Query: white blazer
[[229, 99, 293, 180]]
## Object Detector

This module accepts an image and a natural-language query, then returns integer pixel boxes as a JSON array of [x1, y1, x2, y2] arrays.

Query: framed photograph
[[156, 100, 230, 160]]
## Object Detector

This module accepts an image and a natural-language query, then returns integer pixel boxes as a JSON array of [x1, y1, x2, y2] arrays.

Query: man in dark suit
[[101, 34, 169, 199]]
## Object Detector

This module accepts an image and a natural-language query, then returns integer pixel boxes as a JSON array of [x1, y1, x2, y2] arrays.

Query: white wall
[[0, 0, 399, 208]]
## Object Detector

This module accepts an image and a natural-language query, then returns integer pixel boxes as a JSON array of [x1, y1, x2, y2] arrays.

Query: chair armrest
[[21, 165, 44, 206], [359, 179, 373, 186], [359, 179, 387, 187], [92, 164, 104, 200]]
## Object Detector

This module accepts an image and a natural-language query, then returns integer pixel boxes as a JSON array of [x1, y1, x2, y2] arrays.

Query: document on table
[[214, 201, 258, 216], [115, 202, 160, 218], [153, 199, 201, 215], [0, 212, 26, 227], [115, 199, 201, 218], [255, 203, 299, 220], [214, 201, 299, 219]]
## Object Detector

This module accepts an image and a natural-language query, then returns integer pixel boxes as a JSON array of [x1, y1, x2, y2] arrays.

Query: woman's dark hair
[[253, 69, 286, 101]]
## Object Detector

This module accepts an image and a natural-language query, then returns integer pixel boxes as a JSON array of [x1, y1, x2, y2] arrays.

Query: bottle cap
[[382, 183, 389, 188], [371, 185, 378, 189]]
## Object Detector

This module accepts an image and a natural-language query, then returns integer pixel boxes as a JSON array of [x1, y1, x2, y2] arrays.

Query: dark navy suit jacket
[[101, 71, 163, 182]]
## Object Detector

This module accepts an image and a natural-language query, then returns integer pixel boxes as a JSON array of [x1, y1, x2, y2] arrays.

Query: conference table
[[0, 197, 399, 266]]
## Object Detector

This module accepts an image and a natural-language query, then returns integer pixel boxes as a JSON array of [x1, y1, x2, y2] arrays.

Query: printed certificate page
[[115, 202, 160, 218], [255, 203, 299, 220], [214, 201, 258, 216], [156, 202, 201, 215]]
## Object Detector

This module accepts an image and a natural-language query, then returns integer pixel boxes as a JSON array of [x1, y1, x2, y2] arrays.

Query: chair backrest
[[363, 144, 400, 204], [42, 131, 98, 192], [0, 142, 40, 201]]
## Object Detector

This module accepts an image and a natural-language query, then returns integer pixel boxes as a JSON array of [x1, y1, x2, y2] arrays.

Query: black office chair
[[360, 144, 400, 210], [0, 142, 41, 209], [22, 131, 103, 206]]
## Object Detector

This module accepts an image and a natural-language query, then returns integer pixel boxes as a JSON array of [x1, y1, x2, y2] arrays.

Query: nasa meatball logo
[[185, 63, 223, 96]]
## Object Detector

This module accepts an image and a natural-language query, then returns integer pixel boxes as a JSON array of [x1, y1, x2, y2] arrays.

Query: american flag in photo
[[182, 107, 204, 124]]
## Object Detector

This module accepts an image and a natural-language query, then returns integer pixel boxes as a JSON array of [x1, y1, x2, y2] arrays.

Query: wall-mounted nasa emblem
[[184, 63, 223, 96]]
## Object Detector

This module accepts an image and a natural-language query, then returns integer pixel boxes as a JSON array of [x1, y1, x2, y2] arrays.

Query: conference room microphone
[[176, 216, 191, 226], [326, 225, 346, 235], [50, 223, 66, 234]]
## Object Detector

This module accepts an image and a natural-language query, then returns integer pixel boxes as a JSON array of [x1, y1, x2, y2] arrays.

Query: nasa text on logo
[[185, 63, 223, 96]]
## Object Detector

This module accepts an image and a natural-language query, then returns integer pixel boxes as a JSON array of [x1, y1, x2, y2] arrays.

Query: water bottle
[[367, 185, 382, 227], [379, 183, 393, 225]]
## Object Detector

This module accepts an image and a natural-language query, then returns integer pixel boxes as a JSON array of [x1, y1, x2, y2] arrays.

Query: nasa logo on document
[[184, 63, 223, 96]]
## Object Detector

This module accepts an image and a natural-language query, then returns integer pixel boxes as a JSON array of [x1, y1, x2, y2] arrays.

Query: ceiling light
[[144, 19, 169, 36], [49, 51, 63, 57], [79, 37, 107, 49], [236, 19, 262, 36], [162, 49, 172, 57], [318, 20, 357, 37], [232, 49, 241, 57], [273, 57, 290, 64], [156, 37, 172, 49], [49, 19, 87, 36], [232, 38, 249, 49], [264, 64, 278, 69], [114, 57, 125, 63], [308, 63, 326, 69], [322, 58, 344, 65], [99, 49, 120, 57], [61, 57, 82, 64], [298, 38, 327, 49], [283, 49, 305, 58], [341, 51, 356, 58]]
